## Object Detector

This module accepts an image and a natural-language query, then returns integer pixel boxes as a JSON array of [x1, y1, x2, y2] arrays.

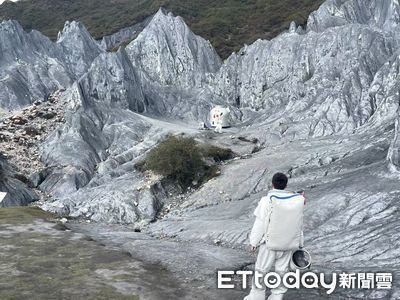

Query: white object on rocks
[[0, 192, 7, 203], [198, 122, 206, 130], [210, 106, 231, 128]]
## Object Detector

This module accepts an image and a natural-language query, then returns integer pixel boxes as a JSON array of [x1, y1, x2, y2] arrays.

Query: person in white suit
[[214, 119, 223, 133], [244, 172, 305, 300]]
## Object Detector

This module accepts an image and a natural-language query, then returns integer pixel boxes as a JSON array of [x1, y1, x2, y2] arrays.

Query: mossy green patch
[[0, 206, 54, 225], [143, 135, 233, 189], [0, 207, 140, 299]]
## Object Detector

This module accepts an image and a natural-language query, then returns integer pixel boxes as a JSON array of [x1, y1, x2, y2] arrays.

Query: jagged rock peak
[[125, 7, 222, 88], [289, 21, 297, 33], [56, 20, 103, 77], [150, 7, 187, 24], [69, 47, 146, 112], [307, 0, 400, 33], [0, 19, 27, 52], [0, 19, 102, 110], [57, 20, 98, 45], [0, 19, 24, 32], [0, 19, 53, 54]]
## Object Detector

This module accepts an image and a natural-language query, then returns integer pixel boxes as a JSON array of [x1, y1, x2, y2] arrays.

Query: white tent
[[210, 105, 231, 128]]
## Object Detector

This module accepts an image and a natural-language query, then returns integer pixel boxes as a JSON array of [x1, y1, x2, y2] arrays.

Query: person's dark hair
[[272, 172, 288, 190]]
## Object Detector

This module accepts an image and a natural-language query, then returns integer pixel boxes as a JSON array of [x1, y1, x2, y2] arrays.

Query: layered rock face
[[388, 117, 400, 169], [39, 49, 189, 223], [307, 0, 400, 33], [0, 0, 398, 218], [34, 10, 227, 223], [126, 8, 222, 89], [0, 20, 102, 110], [210, 4, 400, 138], [56, 21, 103, 78], [0, 154, 39, 207], [100, 15, 152, 51]]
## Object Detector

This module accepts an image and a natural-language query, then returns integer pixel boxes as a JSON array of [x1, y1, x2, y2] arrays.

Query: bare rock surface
[[0, 90, 67, 207], [0, 20, 102, 110], [126, 8, 222, 89], [100, 15, 153, 51]]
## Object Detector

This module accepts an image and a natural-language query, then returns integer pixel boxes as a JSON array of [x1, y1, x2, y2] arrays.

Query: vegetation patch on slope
[[142, 135, 233, 188]]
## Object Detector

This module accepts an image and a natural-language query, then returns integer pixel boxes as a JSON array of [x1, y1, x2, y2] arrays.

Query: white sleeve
[[253, 196, 269, 219], [249, 218, 265, 247], [299, 230, 304, 248], [249, 197, 270, 247], [299, 196, 305, 248]]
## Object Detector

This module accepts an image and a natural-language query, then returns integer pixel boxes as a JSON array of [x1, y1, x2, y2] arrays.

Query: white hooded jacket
[[249, 189, 305, 250]]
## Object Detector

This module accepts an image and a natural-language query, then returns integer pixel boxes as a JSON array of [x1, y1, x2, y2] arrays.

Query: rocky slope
[[0, 90, 65, 207], [307, 0, 400, 33], [100, 15, 153, 52], [0, 154, 39, 207], [0, 0, 400, 298], [0, 19, 102, 110], [388, 116, 400, 170]]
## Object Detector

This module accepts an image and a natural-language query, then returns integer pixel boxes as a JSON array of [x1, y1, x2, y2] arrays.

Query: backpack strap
[[270, 193, 301, 200]]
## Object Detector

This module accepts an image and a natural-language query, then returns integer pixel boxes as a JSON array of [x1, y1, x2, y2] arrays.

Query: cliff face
[[0, 153, 39, 207], [56, 20, 103, 78], [126, 9, 222, 89], [307, 0, 400, 32], [209, 0, 400, 139], [0, 20, 102, 110], [388, 117, 400, 170]]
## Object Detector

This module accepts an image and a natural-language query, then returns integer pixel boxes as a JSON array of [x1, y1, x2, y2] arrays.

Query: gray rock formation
[[35, 0, 400, 224], [38, 10, 236, 222], [0, 153, 39, 207], [388, 116, 400, 170], [126, 8, 222, 89], [100, 15, 153, 51], [39, 47, 200, 223], [0, 20, 103, 110], [57, 21, 103, 78], [307, 0, 400, 33], [211, 17, 398, 139], [0, 20, 68, 110]]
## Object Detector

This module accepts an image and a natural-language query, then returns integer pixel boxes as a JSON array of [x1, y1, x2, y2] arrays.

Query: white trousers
[[214, 123, 223, 133], [244, 244, 292, 300]]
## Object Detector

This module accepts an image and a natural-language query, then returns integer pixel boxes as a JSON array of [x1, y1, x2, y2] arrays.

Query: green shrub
[[201, 145, 234, 162], [144, 135, 233, 188], [145, 135, 205, 187]]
